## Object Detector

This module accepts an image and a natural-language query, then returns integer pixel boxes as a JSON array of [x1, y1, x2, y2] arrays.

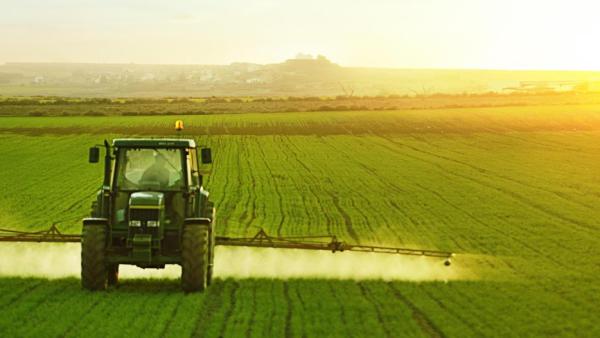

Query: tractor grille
[[130, 208, 159, 221]]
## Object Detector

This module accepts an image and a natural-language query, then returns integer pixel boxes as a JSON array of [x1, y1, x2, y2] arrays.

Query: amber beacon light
[[175, 120, 184, 131]]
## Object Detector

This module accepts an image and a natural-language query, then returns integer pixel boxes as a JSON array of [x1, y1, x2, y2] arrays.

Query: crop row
[[0, 277, 598, 337]]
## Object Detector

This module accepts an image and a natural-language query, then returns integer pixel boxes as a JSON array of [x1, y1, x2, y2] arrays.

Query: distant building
[[503, 81, 592, 93], [246, 77, 264, 84], [32, 76, 45, 84], [295, 53, 314, 60], [140, 73, 156, 81]]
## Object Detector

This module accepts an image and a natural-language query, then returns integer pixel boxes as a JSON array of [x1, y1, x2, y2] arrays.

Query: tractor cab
[[110, 139, 202, 230], [91, 138, 212, 229]]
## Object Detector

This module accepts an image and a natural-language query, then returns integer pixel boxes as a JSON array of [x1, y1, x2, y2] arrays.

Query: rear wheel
[[107, 264, 119, 286], [181, 225, 209, 292], [81, 224, 107, 291]]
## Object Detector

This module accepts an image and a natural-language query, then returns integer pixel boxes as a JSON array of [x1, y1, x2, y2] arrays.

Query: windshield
[[116, 148, 185, 191]]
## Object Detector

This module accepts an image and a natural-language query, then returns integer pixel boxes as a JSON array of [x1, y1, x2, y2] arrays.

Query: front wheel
[[181, 225, 209, 292], [81, 224, 107, 291]]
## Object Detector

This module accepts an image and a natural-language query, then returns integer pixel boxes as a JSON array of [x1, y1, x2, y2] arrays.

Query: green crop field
[[1, 105, 600, 337]]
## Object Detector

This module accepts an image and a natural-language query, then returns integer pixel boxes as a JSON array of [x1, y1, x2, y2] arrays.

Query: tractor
[[84, 137, 216, 291]]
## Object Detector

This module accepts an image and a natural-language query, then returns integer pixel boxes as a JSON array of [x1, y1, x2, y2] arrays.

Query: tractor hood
[[129, 191, 164, 209], [127, 191, 165, 264], [128, 191, 165, 230]]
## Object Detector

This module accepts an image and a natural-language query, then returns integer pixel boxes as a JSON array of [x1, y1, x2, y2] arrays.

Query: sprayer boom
[[0, 224, 80, 243], [0, 226, 453, 264], [216, 228, 453, 264]]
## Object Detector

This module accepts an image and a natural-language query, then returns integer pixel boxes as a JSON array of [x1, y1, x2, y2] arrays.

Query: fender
[[83, 217, 108, 227]]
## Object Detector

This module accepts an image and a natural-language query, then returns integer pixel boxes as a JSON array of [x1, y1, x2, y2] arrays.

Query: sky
[[1, 0, 599, 70]]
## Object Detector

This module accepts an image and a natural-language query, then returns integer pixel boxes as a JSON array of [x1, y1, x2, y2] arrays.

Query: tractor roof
[[112, 138, 196, 148]]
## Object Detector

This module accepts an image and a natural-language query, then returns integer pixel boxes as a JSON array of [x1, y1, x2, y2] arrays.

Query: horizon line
[[2, 60, 600, 73]]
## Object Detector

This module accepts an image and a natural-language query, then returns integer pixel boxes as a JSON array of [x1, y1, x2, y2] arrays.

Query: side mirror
[[201, 148, 212, 164], [89, 147, 100, 163]]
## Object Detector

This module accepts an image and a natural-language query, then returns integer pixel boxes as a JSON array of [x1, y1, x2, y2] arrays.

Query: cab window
[[116, 148, 185, 191]]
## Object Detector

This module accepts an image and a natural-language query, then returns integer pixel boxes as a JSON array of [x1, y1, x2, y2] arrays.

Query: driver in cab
[[142, 152, 171, 188]]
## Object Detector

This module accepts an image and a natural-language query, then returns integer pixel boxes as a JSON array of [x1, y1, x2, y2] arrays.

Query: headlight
[[147, 220, 160, 227], [129, 220, 142, 227]]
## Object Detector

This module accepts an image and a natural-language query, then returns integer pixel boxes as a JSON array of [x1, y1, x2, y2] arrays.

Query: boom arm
[[0, 226, 454, 265], [216, 228, 453, 264], [0, 224, 80, 243]]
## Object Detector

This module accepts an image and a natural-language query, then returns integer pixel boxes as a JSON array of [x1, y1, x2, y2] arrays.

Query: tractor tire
[[181, 225, 209, 292], [81, 224, 107, 291], [107, 264, 119, 286]]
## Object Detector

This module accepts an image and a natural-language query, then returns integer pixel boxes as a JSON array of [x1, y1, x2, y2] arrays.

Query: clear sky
[[1, 0, 599, 70]]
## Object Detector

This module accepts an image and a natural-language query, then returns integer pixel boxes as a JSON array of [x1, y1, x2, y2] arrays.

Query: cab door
[[185, 148, 201, 218]]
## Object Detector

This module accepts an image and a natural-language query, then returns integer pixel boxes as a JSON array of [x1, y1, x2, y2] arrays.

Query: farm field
[[1, 105, 600, 337]]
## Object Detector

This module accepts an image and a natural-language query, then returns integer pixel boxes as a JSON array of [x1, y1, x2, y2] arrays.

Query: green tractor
[[84, 137, 215, 292]]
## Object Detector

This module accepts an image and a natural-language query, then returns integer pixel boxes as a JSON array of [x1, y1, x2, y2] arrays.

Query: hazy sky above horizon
[[1, 0, 599, 70]]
